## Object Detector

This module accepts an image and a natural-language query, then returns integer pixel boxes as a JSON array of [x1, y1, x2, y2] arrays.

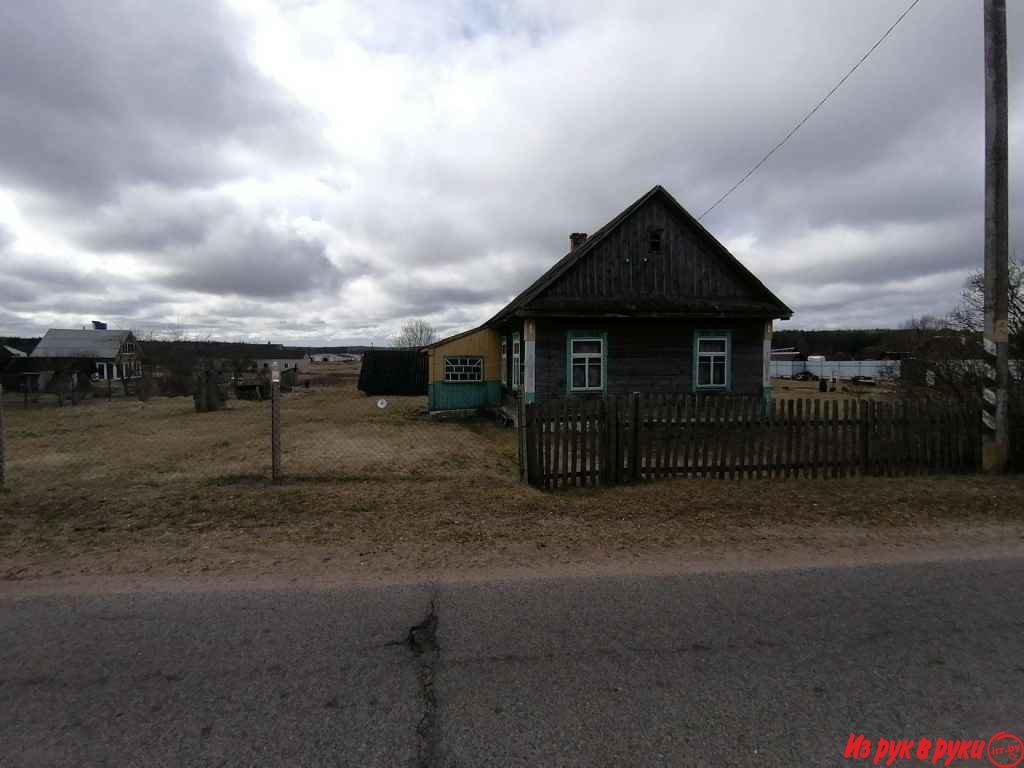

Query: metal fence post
[[271, 364, 282, 483], [0, 383, 6, 488]]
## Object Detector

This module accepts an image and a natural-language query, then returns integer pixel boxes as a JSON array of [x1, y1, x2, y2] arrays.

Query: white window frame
[[696, 334, 730, 389], [501, 338, 508, 387], [569, 336, 605, 392], [444, 356, 484, 383], [511, 333, 521, 390]]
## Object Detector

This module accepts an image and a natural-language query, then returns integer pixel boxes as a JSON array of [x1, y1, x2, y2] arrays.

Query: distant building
[[308, 352, 358, 363], [30, 328, 142, 387], [255, 347, 308, 373]]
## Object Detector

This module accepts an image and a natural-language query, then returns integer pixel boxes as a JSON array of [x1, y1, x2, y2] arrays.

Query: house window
[[501, 338, 508, 387], [512, 333, 521, 390], [95, 362, 106, 380], [570, 336, 604, 391], [648, 228, 664, 254], [696, 334, 730, 389], [444, 356, 483, 383]]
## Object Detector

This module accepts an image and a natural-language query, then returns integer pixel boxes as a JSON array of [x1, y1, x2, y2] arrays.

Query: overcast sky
[[1, 0, 1022, 345]]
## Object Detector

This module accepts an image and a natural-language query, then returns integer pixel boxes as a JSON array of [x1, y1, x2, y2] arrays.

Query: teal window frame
[[566, 330, 608, 394], [693, 330, 732, 392]]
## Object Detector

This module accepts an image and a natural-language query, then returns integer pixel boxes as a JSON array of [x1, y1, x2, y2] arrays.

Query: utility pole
[[983, 0, 1010, 472]]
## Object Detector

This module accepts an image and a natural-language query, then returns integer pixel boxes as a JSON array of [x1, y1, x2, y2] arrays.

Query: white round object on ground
[[377, 399, 388, 409]]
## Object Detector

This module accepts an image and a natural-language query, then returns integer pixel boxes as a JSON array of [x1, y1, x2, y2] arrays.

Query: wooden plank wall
[[539, 195, 754, 303], [523, 395, 982, 489]]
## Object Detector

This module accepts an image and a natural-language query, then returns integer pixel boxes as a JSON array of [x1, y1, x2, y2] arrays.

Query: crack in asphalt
[[406, 599, 441, 768]]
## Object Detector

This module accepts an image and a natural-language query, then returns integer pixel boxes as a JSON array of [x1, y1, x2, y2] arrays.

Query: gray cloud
[[1, 0, 1023, 342], [160, 227, 348, 298], [0, 0, 322, 209]]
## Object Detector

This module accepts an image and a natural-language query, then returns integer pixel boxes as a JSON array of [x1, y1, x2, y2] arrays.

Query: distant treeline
[[139, 340, 305, 364], [306, 345, 375, 354], [774, 328, 981, 360]]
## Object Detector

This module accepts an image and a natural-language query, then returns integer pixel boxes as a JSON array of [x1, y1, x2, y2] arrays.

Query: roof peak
[[485, 184, 791, 324]]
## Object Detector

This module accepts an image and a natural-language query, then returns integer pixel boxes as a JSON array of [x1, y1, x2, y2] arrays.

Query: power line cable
[[698, 0, 924, 221]]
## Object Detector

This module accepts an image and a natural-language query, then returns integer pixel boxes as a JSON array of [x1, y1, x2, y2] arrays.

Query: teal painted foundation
[[762, 384, 774, 406], [428, 380, 502, 411]]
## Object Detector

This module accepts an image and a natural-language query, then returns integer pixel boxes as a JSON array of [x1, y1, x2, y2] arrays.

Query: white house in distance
[[254, 347, 308, 373], [30, 328, 142, 382], [307, 352, 359, 363]]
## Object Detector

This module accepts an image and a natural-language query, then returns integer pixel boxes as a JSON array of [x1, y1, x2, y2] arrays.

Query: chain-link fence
[[3, 359, 1022, 502], [0, 364, 520, 499]]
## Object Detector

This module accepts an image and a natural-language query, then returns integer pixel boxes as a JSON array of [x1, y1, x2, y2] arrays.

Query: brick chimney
[[570, 232, 588, 250]]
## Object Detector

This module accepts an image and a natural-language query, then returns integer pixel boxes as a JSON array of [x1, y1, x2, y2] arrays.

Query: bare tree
[[948, 255, 1024, 360], [392, 319, 436, 348], [900, 314, 948, 332], [897, 259, 1023, 402]]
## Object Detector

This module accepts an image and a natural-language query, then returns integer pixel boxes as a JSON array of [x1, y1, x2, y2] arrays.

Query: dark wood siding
[[535, 318, 764, 401], [531, 195, 773, 314]]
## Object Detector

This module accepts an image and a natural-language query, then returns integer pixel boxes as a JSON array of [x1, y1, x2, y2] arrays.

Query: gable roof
[[422, 325, 491, 350], [487, 185, 792, 324], [30, 329, 133, 359]]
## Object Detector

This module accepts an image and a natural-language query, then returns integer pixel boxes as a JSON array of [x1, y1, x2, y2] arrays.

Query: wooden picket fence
[[521, 395, 982, 489]]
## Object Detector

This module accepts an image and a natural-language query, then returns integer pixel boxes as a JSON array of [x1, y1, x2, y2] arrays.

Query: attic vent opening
[[648, 228, 664, 254]]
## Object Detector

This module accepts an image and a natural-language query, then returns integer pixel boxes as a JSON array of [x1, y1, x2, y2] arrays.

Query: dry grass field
[[2, 378, 1023, 582]]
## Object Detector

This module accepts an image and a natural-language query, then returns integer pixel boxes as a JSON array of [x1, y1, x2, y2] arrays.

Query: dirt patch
[[772, 377, 899, 402]]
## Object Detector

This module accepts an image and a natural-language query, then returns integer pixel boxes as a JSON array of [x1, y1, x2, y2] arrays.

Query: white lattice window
[[501, 339, 508, 387], [444, 356, 483, 383]]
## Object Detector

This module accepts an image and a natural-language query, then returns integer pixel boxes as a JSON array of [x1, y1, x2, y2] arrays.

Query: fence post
[[0, 382, 6, 488], [270, 367, 282, 483], [525, 404, 541, 486], [606, 396, 619, 485], [517, 397, 526, 481], [863, 401, 874, 476], [630, 393, 641, 483]]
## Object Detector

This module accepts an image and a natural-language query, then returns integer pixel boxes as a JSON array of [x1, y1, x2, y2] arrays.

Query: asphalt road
[[2, 558, 1022, 767]]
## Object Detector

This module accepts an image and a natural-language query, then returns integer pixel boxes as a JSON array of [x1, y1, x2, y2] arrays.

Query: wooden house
[[29, 328, 142, 389], [254, 347, 309, 374], [425, 185, 792, 412]]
